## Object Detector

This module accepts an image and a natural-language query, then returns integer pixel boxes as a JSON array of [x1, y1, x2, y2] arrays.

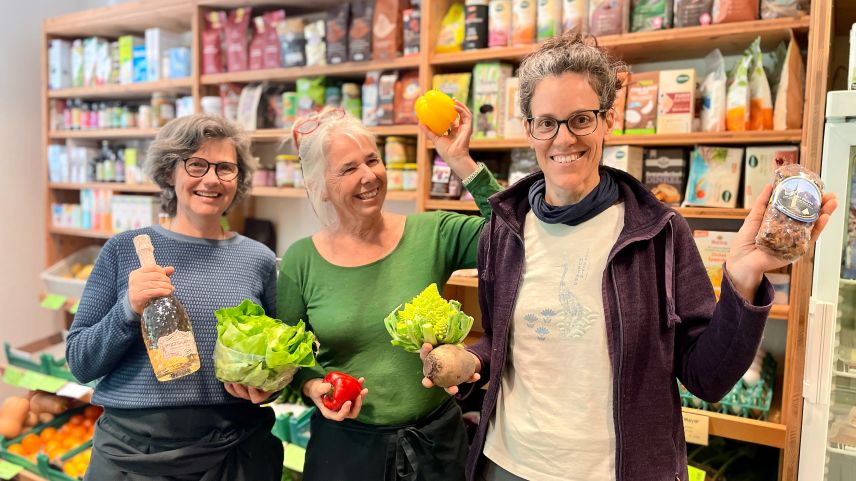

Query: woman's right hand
[[419, 99, 479, 180], [128, 265, 175, 315], [303, 378, 368, 421]]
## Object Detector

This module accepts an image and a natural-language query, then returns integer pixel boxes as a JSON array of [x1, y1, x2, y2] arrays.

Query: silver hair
[[294, 108, 377, 228], [144, 113, 256, 216], [518, 33, 628, 119]]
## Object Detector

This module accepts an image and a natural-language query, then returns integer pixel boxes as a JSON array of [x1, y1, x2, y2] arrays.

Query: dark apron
[[303, 398, 468, 481], [85, 403, 282, 481]]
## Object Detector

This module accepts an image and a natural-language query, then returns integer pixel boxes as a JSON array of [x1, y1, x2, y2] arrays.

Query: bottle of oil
[[133, 234, 200, 381]]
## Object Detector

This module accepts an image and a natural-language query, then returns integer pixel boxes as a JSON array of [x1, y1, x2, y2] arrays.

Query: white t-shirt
[[483, 204, 625, 481]]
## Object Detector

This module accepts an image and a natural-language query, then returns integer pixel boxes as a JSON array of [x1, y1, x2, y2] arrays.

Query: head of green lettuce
[[213, 300, 317, 392]]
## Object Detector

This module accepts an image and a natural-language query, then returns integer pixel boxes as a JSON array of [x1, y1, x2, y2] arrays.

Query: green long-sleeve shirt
[[277, 168, 500, 425]]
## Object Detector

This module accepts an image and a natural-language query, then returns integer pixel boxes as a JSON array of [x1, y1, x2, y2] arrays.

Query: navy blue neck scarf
[[528, 168, 620, 226]]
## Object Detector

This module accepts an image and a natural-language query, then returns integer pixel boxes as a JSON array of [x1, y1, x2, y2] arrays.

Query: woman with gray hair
[[277, 106, 502, 480], [424, 33, 837, 481], [67, 113, 283, 481]]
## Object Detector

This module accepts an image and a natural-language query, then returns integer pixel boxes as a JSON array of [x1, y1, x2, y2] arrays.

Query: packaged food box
[[692, 230, 736, 299], [643, 148, 687, 206], [743, 146, 799, 208], [624, 71, 659, 134], [657, 69, 695, 134], [684, 146, 743, 208], [472, 62, 513, 139], [603, 145, 644, 180]]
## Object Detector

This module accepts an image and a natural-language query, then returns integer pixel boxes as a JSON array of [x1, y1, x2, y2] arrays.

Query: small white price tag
[[57, 382, 93, 400], [682, 411, 710, 446]]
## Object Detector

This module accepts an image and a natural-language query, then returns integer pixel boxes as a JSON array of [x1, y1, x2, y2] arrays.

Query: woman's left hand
[[725, 183, 838, 300], [223, 382, 276, 404]]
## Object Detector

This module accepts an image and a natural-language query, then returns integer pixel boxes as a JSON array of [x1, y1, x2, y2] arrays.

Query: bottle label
[[157, 330, 197, 359]]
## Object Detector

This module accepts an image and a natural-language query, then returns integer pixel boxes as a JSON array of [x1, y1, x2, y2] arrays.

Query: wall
[[0, 0, 118, 399]]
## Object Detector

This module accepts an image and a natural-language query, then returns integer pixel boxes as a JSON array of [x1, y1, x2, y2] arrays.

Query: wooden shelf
[[49, 129, 160, 140], [432, 131, 802, 150], [44, 0, 192, 37], [201, 56, 420, 85], [48, 78, 193, 100], [447, 275, 478, 288], [251, 186, 416, 202], [49, 182, 159, 193], [769, 305, 789, 320], [49, 227, 113, 239], [676, 207, 750, 220], [250, 124, 419, 142], [430, 16, 810, 67], [681, 407, 786, 448], [424, 199, 479, 211]]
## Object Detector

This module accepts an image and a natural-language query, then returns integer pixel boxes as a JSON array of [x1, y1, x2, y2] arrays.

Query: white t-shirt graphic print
[[483, 204, 624, 481]]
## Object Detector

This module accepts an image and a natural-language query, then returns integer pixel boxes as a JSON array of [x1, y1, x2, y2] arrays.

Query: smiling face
[[323, 132, 386, 224], [173, 138, 239, 225], [526, 72, 614, 206]]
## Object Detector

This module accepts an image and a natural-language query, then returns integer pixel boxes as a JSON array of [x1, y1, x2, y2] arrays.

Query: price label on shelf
[[687, 465, 706, 481], [682, 411, 710, 446], [2, 366, 67, 392], [41, 293, 67, 310], [0, 460, 23, 480]]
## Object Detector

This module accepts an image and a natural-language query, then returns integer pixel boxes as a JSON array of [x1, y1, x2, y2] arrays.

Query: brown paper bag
[[773, 33, 805, 130]]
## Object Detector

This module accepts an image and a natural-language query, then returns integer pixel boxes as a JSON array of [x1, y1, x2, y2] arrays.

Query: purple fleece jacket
[[463, 167, 774, 481]]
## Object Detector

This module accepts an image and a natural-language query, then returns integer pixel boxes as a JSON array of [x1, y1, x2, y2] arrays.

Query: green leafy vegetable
[[384, 283, 474, 353], [213, 300, 316, 391]]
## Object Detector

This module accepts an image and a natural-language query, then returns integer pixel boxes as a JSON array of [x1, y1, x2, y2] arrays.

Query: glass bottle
[[133, 234, 201, 381]]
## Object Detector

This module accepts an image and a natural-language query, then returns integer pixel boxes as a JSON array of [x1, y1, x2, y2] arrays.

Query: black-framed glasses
[[526, 109, 607, 140], [182, 157, 240, 181]]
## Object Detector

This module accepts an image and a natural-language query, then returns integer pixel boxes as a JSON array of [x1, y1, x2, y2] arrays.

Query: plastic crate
[[679, 354, 777, 420], [41, 246, 101, 299], [288, 407, 314, 448], [0, 406, 87, 474], [38, 442, 91, 481], [4, 341, 49, 374], [272, 413, 292, 443]]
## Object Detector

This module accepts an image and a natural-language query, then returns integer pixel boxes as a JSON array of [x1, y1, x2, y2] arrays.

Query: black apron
[[303, 398, 467, 481], [84, 403, 282, 481]]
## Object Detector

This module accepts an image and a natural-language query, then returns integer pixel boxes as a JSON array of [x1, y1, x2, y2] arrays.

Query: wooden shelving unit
[[37, 2, 840, 480]]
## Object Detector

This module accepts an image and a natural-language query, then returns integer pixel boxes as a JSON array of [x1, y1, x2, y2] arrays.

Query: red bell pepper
[[321, 372, 362, 411]]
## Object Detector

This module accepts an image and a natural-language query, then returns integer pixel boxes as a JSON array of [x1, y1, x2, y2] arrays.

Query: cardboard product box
[[71, 39, 84, 87], [49, 39, 71, 90], [743, 145, 799, 208], [119, 35, 143, 84], [624, 71, 659, 134], [377, 72, 399, 125], [145, 28, 184, 81], [503, 77, 526, 139], [684, 146, 743, 208], [132, 45, 147, 83], [657, 69, 695, 134], [603, 145, 644, 180], [472, 62, 513, 139], [643, 148, 687, 206], [693, 230, 737, 299], [83, 37, 107, 87]]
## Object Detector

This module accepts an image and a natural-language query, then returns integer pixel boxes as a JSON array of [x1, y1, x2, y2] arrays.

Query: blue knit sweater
[[66, 225, 278, 409]]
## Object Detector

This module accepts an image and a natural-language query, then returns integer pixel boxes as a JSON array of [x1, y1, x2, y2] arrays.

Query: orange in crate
[[21, 433, 42, 454], [7, 443, 24, 455]]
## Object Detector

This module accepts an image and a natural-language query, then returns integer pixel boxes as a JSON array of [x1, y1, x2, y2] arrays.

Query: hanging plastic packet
[[748, 37, 773, 130], [755, 163, 824, 261], [700, 49, 726, 132]]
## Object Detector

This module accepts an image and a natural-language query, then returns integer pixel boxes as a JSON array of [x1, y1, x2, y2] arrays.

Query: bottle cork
[[133, 234, 157, 267]]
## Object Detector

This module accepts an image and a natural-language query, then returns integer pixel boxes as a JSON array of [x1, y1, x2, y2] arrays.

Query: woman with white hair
[[277, 106, 501, 480], [67, 114, 283, 480]]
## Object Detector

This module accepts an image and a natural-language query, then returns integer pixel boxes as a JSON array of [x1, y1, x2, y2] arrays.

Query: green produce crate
[[0, 406, 87, 474], [679, 354, 777, 420], [288, 408, 314, 448], [38, 441, 92, 481], [272, 413, 293, 443]]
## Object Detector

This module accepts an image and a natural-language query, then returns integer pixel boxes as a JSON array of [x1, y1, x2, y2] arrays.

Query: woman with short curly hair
[[67, 113, 283, 481]]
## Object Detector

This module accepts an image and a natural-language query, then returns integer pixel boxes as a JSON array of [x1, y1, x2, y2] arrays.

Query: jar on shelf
[[151, 92, 175, 128], [276, 154, 297, 187], [293, 162, 305, 188], [384, 136, 416, 165], [387, 163, 405, 191], [403, 163, 418, 191]]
